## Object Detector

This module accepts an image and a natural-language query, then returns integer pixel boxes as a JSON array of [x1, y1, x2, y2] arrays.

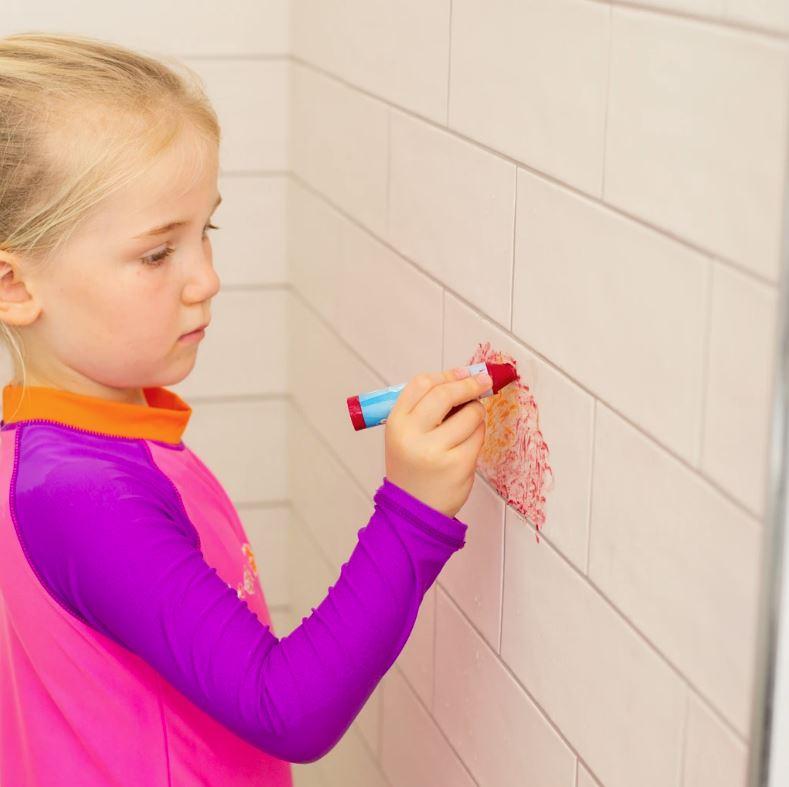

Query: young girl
[[0, 33, 490, 786]]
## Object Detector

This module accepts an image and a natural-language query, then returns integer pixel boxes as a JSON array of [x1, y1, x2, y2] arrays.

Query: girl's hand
[[384, 366, 490, 519]]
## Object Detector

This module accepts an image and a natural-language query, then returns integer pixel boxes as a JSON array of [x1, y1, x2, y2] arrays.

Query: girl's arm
[[14, 455, 467, 764]]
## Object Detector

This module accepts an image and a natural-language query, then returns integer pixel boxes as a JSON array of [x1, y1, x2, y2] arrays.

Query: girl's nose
[[183, 256, 221, 303]]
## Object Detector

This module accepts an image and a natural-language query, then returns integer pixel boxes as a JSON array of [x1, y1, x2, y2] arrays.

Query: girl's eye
[[140, 245, 175, 267], [140, 223, 221, 267]]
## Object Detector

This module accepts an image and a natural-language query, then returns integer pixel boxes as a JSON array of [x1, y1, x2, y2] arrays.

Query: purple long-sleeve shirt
[[0, 383, 468, 786]]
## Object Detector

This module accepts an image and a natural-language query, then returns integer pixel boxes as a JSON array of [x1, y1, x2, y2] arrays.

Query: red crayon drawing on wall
[[467, 341, 553, 542]]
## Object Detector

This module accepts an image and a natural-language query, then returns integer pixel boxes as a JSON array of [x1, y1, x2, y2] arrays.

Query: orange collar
[[1, 384, 191, 445]]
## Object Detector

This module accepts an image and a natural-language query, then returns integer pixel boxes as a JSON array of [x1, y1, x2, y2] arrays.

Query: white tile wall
[[290, 63, 389, 238], [604, 8, 788, 280], [501, 507, 686, 787], [381, 666, 475, 787], [212, 175, 288, 286], [589, 404, 761, 734], [434, 587, 577, 786], [578, 763, 604, 787], [683, 692, 749, 787], [189, 59, 289, 173], [388, 108, 517, 327], [291, 0, 451, 125], [286, 1, 786, 783], [635, 0, 789, 34], [449, 0, 610, 195], [0, 0, 291, 55], [701, 263, 779, 516], [724, 0, 789, 32], [241, 504, 290, 609], [512, 169, 709, 464]]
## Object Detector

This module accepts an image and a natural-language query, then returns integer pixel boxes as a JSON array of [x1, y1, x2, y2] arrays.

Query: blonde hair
[[0, 31, 221, 389]]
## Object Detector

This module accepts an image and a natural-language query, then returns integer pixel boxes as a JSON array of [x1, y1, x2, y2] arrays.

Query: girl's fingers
[[432, 399, 487, 450], [448, 415, 487, 461], [389, 367, 470, 421], [410, 373, 490, 433]]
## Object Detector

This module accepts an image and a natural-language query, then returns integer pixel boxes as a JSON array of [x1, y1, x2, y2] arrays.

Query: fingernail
[[453, 366, 470, 379], [475, 372, 492, 387]]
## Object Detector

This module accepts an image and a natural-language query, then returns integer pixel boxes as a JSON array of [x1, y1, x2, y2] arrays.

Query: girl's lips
[[179, 327, 205, 342]]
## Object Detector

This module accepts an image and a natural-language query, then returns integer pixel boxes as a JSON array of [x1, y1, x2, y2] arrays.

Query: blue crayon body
[[347, 362, 493, 431]]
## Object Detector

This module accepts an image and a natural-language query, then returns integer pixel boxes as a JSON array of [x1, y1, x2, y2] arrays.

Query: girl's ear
[[0, 256, 42, 326]]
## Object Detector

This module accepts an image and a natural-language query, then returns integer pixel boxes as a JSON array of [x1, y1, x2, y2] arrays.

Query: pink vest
[[0, 384, 293, 785]]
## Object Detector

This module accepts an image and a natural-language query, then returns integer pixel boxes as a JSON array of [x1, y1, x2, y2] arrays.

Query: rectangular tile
[[287, 508, 336, 623], [512, 169, 709, 463], [605, 8, 789, 280], [381, 667, 478, 787], [449, 0, 610, 194], [337, 220, 444, 385], [288, 293, 387, 496], [725, 0, 789, 32], [388, 108, 516, 327], [241, 505, 290, 607], [635, 0, 720, 12], [308, 722, 389, 787], [183, 398, 288, 503], [214, 175, 288, 286], [683, 693, 748, 787], [578, 764, 603, 787], [437, 475, 505, 653], [444, 292, 595, 573], [288, 407, 381, 574], [190, 59, 289, 172], [175, 288, 288, 398], [589, 404, 762, 734], [291, 0, 451, 124], [290, 63, 389, 237], [287, 179, 345, 326], [702, 263, 779, 516], [501, 508, 686, 787], [435, 588, 577, 787], [393, 584, 437, 710], [0, 0, 290, 55], [353, 682, 382, 762]]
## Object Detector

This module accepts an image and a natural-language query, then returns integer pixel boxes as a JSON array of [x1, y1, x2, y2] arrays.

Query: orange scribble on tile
[[468, 341, 553, 541]]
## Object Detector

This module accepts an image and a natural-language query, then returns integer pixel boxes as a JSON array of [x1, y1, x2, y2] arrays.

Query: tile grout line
[[696, 260, 716, 471], [591, 0, 789, 41], [509, 167, 517, 332], [385, 109, 391, 239], [391, 657, 481, 786], [676, 690, 691, 787], [497, 501, 506, 656], [585, 401, 599, 575], [599, 1, 614, 199], [445, 0, 454, 127]]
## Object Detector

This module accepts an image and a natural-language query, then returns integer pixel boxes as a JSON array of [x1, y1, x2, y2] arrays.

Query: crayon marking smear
[[468, 341, 553, 541]]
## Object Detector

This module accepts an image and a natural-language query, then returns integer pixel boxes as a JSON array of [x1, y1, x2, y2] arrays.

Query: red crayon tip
[[346, 395, 366, 431], [486, 362, 518, 394]]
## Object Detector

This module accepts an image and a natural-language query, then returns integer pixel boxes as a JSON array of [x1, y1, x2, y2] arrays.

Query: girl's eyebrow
[[132, 193, 222, 239]]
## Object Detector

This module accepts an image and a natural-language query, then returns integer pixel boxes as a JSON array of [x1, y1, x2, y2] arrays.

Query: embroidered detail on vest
[[235, 542, 259, 600]]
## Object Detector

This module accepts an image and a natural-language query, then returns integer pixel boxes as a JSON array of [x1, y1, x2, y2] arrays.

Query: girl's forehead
[[80, 141, 219, 239]]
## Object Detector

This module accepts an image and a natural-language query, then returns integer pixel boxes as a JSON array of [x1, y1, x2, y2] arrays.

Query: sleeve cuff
[[374, 477, 468, 549]]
